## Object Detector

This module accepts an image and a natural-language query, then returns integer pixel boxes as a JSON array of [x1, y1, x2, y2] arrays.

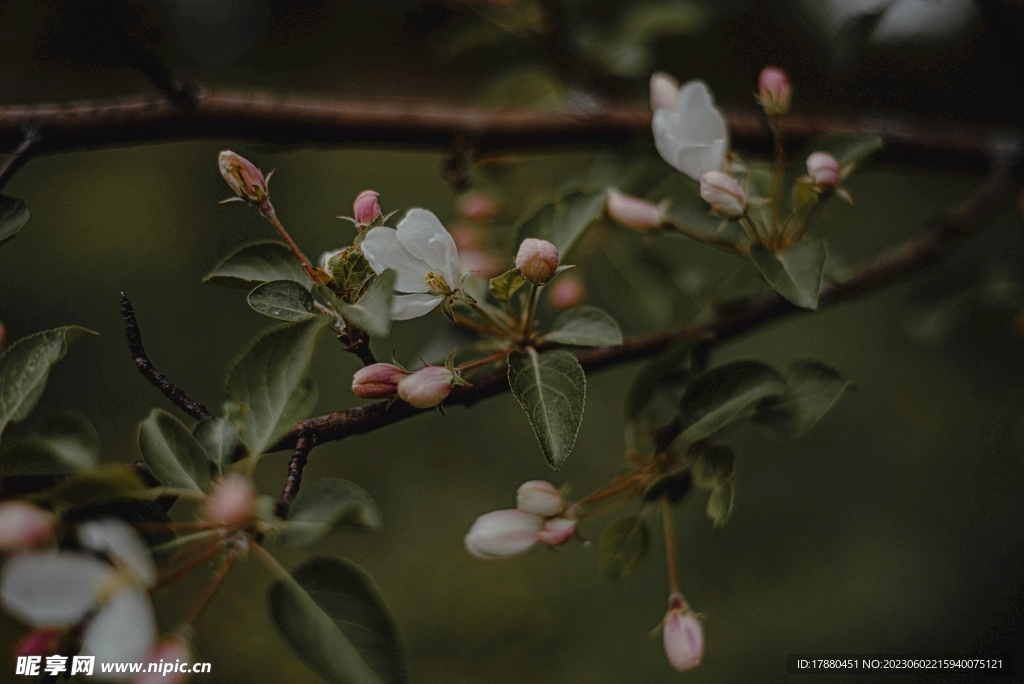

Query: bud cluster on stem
[[464, 481, 576, 559]]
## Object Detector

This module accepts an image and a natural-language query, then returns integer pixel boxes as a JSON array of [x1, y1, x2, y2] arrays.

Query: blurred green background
[[2, 0, 1024, 682]]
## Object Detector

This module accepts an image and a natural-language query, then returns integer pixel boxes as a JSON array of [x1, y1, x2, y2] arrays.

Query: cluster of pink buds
[[352, 363, 459, 409], [464, 481, 577, 559]]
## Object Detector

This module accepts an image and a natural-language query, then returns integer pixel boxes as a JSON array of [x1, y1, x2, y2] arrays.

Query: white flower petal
[[79, 518, 156, 587], [677, 140, 728, 183], [652, 81, 728, 180], [391, 293, 443, 321], [318, 248, 344, 274], [361, 226, 432, 293], [396, 209, 461, 290], [81, 588, 156, 681], [464, 509, 544, 560], [675, 81, 727, 146], [1, 552, 110, 625]]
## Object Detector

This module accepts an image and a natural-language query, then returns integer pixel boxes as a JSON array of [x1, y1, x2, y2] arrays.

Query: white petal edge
[[79, 518, 156, 587], [361, 226, 432, 293], [676, 139, 728, 182], [396, 208, 461, 290], [1, 552, 110, 625], [391, 293, 443, 321], [81, 588, 157, 681]]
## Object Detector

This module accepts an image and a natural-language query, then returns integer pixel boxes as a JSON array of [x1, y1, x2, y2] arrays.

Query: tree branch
[[276, 433, 311, 518]]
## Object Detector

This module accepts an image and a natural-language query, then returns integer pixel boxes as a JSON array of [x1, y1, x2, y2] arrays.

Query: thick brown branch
[[269, 157, 1017, 453], [276, 433, 311, 518], [121, 293, 213, 421]]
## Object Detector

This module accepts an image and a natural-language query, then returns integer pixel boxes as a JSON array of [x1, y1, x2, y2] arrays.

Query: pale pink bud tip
[[134, 637, 191, 684], [516, 481, 566, 517], [515, 238, 559, 285], [548, 273, 584, 310], [606, 189, 663, 233], [218, 150, 269, 205], [397, 366, 455, 409], [352, 363, 408, 399], [806, 152, 841, 189], [204, 474, 257, 528], [353, 190, 382, 226], [699, 171, 747, 219], [663, 596, 704, 672], [14, 628, 64, 659], [457, 192, 501, 222], [464, 509, 544, 559], [758, 66, 791, 116], [649, 72, 681, 112], [0, 501, 55, 551], [537, 516, 576, 546]]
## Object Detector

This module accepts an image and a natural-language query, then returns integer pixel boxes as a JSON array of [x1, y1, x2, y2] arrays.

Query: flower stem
[[179, 544, 240, 629], [458, 349, 510, 373], [263, 207, 319, 282], [151, 539, 225, 592], [770, 116, 786, 247], [521, 283, 540, 337], [661, 495, 680, 595]]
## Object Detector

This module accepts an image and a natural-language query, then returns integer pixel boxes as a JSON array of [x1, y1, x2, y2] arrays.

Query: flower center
[[424, 271, 451, 294]]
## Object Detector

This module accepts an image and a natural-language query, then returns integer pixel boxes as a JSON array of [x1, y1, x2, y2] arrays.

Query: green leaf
[[225, 318, 330, 456], [507, 349, 586, 469], [335, 270, 395, 338], [749, 239, 827, 309], [752, 360, 851, 437], [1, 412, 100, 473], [279, 479, 382, 548], [488, 268, 527, 303], [193, 417, 239, 473], [677, 361, 786, 445], [268, 556, 408, 684], [598, 514, 650, 579], [204, 240, 309, 289], [248, 280, 317, 321], [0, 195, 29, 248], [138, 409, 212, 493], [0, 326, 97, 442], [544, 305, 622, 347], [516, 191, 607, 261], [691, 444, 735, 527]]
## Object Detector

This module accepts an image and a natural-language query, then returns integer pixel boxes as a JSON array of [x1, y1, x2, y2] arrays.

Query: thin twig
[[275, 433, 312, 518], [0, 126, 40, 192], [120, 293, 213, 421]]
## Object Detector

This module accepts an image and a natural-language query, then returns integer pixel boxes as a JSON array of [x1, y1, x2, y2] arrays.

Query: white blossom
[[651, 80, 728, 181]]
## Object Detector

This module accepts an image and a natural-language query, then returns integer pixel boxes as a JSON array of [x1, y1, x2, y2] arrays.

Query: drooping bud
[[516, 481, 566, 517], [464, 509, 544, 559], [134, 636, 191, 684], [805, 151, 841, 189], [649, 72, 681, 112], [352, 363, 408, 399], [0, 501, 55, 552], [536, 516, 576, 547], [699, 171, 747, 219], [758, 66, 791, 116], [353, 190, 382, 227], [397, 366, 455, 409], [203, 474, 256, 529], [457, 192, 501, 222], [663, 593, 703, 672], [548, 273, 584, 310], [14, 628, 64, 659], [218, 151, 270, 206], [515, 238, 559, 285], [606, 189, 663, 233]]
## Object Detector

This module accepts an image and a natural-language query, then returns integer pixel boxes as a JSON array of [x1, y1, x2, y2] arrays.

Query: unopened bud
[[515, 238, 559, 285], [649, 72, 681, 112], [457, 192, 501, 222], [135, 636, 191, 684], [606, 189, 663, 232], [352, 363, 408, 399], [536, 516, 576, 546], [758, 66, 791, 116], [548, 273, 584, 310], [699, 171, 746, 219], [14, 628, 64, 659], [0, 501, 55, 552], [806, 152, 840, 189], [353, 190, 382, 227], [516, 481, 565, 517], [464, 509, 544, 559], [218, 151, 270, 206], [663, 594, 703, 671], [397, 366, 455, 409], [204, 474, 256, 529]]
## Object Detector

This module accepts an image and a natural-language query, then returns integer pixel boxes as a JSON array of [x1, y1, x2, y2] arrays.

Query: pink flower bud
[[758, 66, 791, 116], [218, 151, 270, 206], [699, 171, 746, 219], [515, 238, 559, 285], [352, 363, 408, 399], [464, 509, 544, 559], [548, 273, 585, 310], [134, 636, 191, 684], [516, 481, 566, 517], [606, 189, 663, 233], [457, 192, 501, 222], [204, 474, 256, 529], [14, 628, 64, 659], [0, 501, 55, 552], [397, 366, 455, 409], [649, 72, 681, 112], [536, 516, 576, 546], [663, 594, 703, 671], [353, 190, 382, 227], [805, 152, 841, 189]]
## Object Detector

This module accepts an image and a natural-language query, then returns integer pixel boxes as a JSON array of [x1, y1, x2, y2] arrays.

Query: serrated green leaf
[[138, 408, 211, 493], [0, 195, 29, 248], [749, 239, 827, 309], [598, 514, 650, 579], [0, 412, 100, 473], [752, 360, 851, 437], [268, 556, 408, 684], [544, 305, 622, 347], [247, 280, 317, 321], [225, 318, 329, 456], [507, 349, 586, 469], [488, 268, 527, 303], [0, 326, 97, 443], [516, 191, 607, 260], [677, 361, 786, 445], [204, 240, 310, 289], [193, 417, 239, 474], [279, 479, 382, 548], [334, 270, 395, 338]]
